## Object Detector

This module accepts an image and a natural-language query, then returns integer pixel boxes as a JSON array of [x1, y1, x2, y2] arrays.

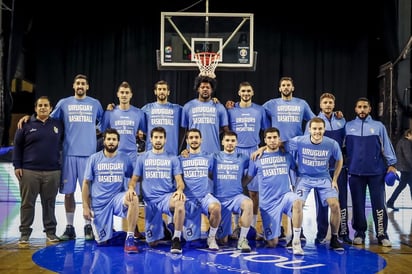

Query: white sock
[[209, 227, 218, 238], [293, 227, 302, 242], [173, 230, 182, 239], [239, 226, 250, 239]]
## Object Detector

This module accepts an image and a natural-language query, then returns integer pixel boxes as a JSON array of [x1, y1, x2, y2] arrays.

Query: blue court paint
[[33, 239, 386, 274]]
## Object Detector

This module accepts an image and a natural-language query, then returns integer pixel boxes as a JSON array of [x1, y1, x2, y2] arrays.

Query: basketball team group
[[13, 74, 408, 257]]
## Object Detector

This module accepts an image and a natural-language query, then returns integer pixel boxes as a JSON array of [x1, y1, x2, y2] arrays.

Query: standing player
[[256, 76, 315, 241], [263, 76, 315, 148], [226, 81, 270, 239], [211, 130, 253, 252], [181, 76, 229, 154], [101, 81, 146, 164], [289, 117, 344, 251], [126, 127, 186, 254], [243, 127, 304, 255], [309, 92, 352, 244], [81, 128, 139, 253], [141, 80, 183, 155], [179, 128, 221, 250], [18, 74, 104, 241], [55, 74, 104, 241], [345, 97, 397, 246]]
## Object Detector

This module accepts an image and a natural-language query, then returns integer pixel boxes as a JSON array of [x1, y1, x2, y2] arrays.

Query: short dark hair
[[151, 126, 166, 138], [103, 128, 120, 141], [74, 74, 88, 83], [186, 128, 202, 138]]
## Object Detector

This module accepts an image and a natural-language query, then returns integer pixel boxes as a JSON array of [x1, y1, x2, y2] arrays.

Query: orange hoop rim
[[194, 52, 220, 63]]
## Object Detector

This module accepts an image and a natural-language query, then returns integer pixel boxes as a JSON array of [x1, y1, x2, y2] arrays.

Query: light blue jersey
[[179, 152, 213, 199], [84, 151, 133, 209], [212, 151, 249, 201], [101, 105, 146, 163], [288, 135, 342, 179], [83, 150, 134, 244], [180, 151, 219, 241], [141, 102, 182, 155], [182, 100, 228, 153], [247, 150, 296, 210], [228, 102, 270, 149], [263, 97, 315, 143], [51, 96, 104, 156], [134, 150, 182, 203]]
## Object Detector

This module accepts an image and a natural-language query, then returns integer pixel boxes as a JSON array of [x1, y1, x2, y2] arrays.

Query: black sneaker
[[330, 236, 344, 251], [60, 225, 76, 241], [339, 235, 353, 244], [84, 224, 94, 241], [170, 237, 182, 254], [18, 234, 29, 244], [46, 233, 60, 242], [315, 238, 327, 245]]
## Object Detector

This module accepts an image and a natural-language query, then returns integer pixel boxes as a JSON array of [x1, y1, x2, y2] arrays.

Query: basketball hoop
[[194, 52, 220, 78]]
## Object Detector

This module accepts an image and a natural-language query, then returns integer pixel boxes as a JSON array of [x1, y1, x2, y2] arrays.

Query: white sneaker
[[353, 237, 364, 245], [237, 237, 251, 252], [292, 240, 304, 255], [207, 236, 219, 250], [379, 239, 392, 247]]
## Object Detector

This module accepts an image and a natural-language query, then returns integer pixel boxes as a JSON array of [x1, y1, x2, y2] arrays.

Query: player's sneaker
[[353, 236, 364, 245], [84, 224, 94, 241], [171, 237, 182, 254], [292, 240, 304, 255], [315, 237, 327, 245], [60, 225, 76, 241], [378, 236, 392, 247], [237, 237, 251, 252], [46, 233, 60, 242], [18, 234, 29, 244], [124, 235, 139, 253], [330, 236, 344, 251], [339, 235, 353, 244], [207, 236, 219, 250]]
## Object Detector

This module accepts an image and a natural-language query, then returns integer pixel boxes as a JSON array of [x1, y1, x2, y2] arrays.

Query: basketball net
[[194, 52, 220, 78]]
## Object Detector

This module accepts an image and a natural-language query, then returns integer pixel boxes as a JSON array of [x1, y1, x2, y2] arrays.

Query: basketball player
[[81, 128, 139, 253]]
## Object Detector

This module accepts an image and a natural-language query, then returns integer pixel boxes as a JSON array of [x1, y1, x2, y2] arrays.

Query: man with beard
[[345, 97, 397, 247], [211, 130, 253, 252], [18, 74, 104, 241], [141, 80, 183, 155], [243, 127, 304, 255], [181, 76, 229, 154], [179, 128, 221, 250], [126, 127, 186, 254], [81, 128, 139, 253], [254, 76, 315, 242], [226, 81, 270, 241]]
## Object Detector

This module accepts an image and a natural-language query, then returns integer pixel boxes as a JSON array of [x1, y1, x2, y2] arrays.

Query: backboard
[[158, 12, 256, 71]]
